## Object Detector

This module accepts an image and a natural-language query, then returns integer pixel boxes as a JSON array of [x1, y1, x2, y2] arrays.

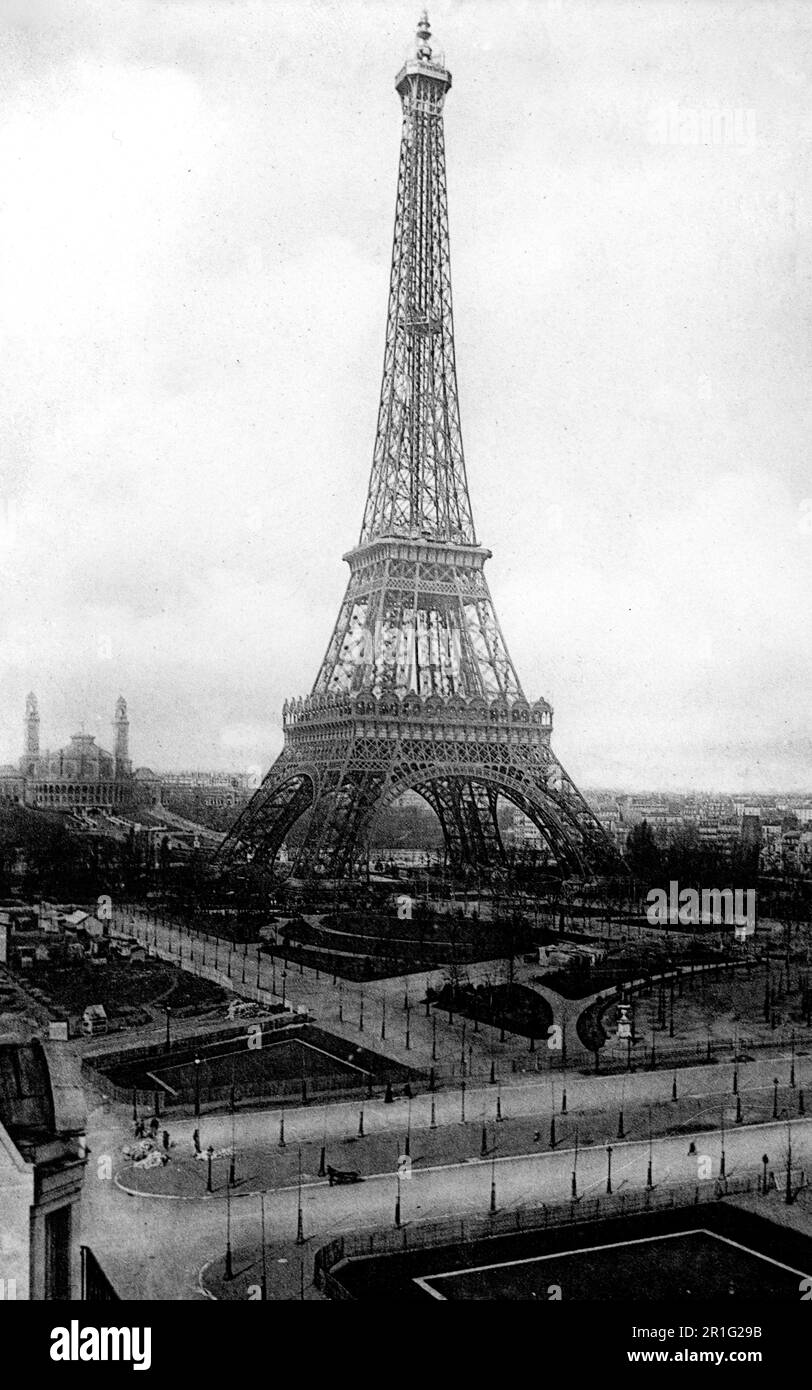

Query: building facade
[[2, 695, 138, 810], [159, 770, 257, 811], [0, 1035, 86, 1299], [0, 695, 257, 820]]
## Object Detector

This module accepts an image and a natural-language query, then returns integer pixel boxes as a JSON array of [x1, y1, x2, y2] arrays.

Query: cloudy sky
[[1, 0, 810, 792]]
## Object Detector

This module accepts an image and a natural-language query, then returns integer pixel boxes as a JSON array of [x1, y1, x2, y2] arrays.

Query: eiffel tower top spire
[[359, 14, 475, 547]]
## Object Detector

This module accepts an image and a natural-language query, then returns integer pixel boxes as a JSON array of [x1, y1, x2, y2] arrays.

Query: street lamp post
[[773, 1076, 779, 1120], [225, 1171, 233, 1280], [571, 1127, 579, 1199], [296, 1146, 305, 1245], [164, 1005, 171, 1052], [606, 1143, 613, 1195], [719, 1101, 726, 1180], [646, 1108, 654, 1189], [785, 1122, 794, 1205], [229, 1084, 237, 1187], [206, 1145, 214, 1194], [762, 1152, 770, 1195], [260, 1194, 268, 1301], [194, 1057, 201, 1121]]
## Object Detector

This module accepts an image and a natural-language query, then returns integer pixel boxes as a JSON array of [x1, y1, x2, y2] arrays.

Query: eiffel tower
[[220, 13, 617, 882]]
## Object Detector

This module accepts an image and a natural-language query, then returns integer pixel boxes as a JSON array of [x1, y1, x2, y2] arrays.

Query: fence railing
[[314, 1171, 812, 1296], [316, 1175, 753, 1281], [81, 1011, 400, 1113]]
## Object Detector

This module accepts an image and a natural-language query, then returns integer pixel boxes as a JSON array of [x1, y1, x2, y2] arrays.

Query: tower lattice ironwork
[[220, 13, 617, 881]]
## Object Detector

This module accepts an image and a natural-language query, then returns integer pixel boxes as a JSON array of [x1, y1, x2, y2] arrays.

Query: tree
[[625, 820, 661, 881]]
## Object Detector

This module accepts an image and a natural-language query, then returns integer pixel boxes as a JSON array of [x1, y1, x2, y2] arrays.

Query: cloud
[[1, 0, 809, 791]]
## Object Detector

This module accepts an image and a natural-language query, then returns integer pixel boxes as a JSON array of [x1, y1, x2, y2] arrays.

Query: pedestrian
[[688, 1141, 696, 1155], [135, 1117, 145, 1139], [162, 1129, 170, 1151], [193, 1127, 201, 1154], [149, 1115, 159, 1137]]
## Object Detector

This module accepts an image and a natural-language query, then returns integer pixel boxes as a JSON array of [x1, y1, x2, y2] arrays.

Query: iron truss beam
[[219, 693, 618, 879]]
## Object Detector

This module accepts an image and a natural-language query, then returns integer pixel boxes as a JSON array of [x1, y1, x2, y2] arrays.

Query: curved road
[[83, 1099, 812, 1299]]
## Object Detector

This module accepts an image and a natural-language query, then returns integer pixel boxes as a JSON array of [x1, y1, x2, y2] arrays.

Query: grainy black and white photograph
[[1, 0, 811, 1363]]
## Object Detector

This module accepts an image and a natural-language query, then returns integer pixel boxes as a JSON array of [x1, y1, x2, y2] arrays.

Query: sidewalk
[[115, 1059, 809, 1201]]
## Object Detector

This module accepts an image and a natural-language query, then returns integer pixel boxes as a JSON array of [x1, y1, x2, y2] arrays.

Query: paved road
[[117, 906, 546, 1077], [82, 1090, 812, 1300], [116, 907, 801, 1083], [84, 908, 809, 1298], [123, 1051, 803, 1158]]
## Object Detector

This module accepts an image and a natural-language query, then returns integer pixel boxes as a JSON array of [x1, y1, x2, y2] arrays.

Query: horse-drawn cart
[[326, 1165, 362, 1186]]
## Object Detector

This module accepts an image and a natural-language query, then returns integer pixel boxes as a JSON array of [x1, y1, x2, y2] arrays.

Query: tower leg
[[456, 780, 507, 869]]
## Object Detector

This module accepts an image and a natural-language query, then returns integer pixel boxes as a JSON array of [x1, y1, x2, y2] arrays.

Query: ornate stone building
[[0, 695, 255, 817], [1, 695, 139, 810]]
